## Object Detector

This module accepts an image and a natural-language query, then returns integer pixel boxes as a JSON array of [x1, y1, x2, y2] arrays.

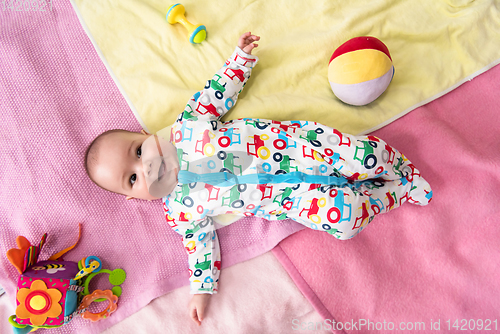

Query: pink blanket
[[0, 2, 302, 333], [103, 252, 332, 334], [274, 64, 500, 333]]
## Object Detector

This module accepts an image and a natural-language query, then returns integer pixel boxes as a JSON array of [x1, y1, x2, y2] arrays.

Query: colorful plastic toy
[[328, 36, 394, 106], [78, 289, 118, 322], [5, 224, 126, 334], [166, 3, 207, 44]]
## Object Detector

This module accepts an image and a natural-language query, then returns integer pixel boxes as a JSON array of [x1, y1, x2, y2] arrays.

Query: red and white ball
[[328, 36, 394, 106]]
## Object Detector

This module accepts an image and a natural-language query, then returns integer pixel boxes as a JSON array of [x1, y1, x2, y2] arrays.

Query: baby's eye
[[130, 174, 137, 185], [137, 147, 142, 158]]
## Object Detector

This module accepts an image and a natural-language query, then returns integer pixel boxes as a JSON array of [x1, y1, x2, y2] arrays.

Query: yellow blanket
[[71, 0, 500, 135]]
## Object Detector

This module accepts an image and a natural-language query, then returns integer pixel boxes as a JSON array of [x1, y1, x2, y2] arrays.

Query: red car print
[[383, 143, 396, 164], [257, 184, 273, 200], [299, 197, 326, 224], [224, 68, 246, 83], [205, 184, 220, 202], [247, 134, 270, 159], [165, 213, 177, 228], [196, 100, 221, 118], [327, 129, 352, 147], [230, 53, 255, 67], [353, 201, 371, 230], [195, 129, 216, 156]]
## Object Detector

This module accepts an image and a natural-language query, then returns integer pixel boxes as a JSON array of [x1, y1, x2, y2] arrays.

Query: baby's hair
[[84, 129, 134, 194]]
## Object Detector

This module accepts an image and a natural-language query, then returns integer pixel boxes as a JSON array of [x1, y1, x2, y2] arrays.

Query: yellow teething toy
[[75, 256, 102, 280], [75, 260, 100, 280], [166, 3, 207, 44]]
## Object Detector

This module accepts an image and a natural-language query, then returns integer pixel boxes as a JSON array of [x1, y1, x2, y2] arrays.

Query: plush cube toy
[[6, 226, 126, 334], [14, 260, 82, 328]]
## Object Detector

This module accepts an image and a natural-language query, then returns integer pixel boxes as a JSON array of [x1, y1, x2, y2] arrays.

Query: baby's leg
[[319, 131, 419, 182], [282, 177, 432, 240], [276, 120, 422, 182]]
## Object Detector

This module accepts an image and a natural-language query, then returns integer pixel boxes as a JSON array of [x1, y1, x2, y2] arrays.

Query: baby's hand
[[189, 294, 212, 326], [238, 32, 260, 55]]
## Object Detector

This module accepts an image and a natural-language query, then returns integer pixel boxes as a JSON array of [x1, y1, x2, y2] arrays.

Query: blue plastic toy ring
[[85, 256, 102, 273]]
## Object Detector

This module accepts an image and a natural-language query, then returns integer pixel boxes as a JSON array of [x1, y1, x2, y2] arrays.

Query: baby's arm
[[182, 217, 220, 295], [176, 32, 260, 123], [181, 217, 221, 325], [189, 294, 211, 326]]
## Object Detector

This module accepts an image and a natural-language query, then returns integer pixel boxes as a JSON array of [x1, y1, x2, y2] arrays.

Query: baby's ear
[[140, 129, 150, 135]]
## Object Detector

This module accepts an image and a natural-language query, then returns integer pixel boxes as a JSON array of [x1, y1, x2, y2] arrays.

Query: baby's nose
[[145, 162, 152, 176]]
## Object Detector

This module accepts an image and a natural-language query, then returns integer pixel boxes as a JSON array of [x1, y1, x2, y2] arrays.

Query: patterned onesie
[[162, 47, 433, 294]]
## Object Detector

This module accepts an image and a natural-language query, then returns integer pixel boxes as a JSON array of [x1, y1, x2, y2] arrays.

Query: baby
[[85, 32, 432, 325]]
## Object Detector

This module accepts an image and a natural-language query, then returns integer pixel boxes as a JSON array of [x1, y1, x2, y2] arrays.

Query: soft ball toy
[[328, 36, 394, 106]]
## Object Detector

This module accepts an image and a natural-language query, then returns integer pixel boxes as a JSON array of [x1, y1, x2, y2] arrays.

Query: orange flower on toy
[[16, 280, 62, 326]]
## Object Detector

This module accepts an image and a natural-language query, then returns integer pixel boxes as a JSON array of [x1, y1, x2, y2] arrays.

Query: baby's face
[[93, 131, 179, 200]]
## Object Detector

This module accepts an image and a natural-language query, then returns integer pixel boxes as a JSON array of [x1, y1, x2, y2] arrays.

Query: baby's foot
[[408, 174, 433, 206]]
